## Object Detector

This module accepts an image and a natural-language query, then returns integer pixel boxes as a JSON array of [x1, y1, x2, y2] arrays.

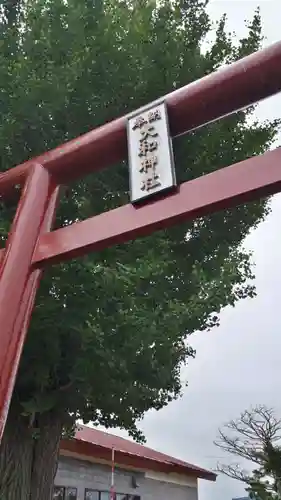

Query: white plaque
[[127, 102, 176, 204]]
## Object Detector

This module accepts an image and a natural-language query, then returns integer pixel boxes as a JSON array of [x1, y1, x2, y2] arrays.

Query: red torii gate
[[1, 41, 281, 440]]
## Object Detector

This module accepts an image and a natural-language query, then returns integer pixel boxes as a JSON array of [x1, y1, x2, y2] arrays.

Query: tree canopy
[[0, 0, 279, 455]]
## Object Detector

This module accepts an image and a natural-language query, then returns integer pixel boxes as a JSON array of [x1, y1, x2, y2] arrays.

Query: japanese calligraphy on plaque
[[127, 102, 176, 203]]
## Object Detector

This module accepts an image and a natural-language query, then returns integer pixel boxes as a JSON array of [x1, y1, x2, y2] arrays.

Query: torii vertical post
[[0, 166, 59, 439], [0, 40, 281, 440]]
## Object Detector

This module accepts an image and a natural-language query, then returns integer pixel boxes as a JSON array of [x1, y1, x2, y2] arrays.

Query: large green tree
[[0, 0, 279, 498]]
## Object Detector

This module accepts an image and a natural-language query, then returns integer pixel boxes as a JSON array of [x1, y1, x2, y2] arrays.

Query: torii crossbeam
[[1, 41, 281, 440]]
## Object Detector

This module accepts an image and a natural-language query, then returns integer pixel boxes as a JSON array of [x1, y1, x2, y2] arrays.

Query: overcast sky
[[101, 2, 281, 500]]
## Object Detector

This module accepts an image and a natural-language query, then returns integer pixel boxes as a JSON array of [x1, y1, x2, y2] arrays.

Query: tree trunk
[[30, 412, 63, 500], [0, 404, 63, 500], [0, 406, 33, 500]]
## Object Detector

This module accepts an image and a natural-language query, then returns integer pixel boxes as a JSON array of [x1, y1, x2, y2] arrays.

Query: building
[[54, 425, 216, 500]]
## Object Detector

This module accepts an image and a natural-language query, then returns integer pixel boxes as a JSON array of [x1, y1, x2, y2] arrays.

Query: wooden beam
[[1, 41, 281, 198], [33, 148, 281, 267]]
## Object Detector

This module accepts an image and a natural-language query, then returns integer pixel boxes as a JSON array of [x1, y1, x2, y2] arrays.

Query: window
[[54, 487, 64, 500], [53, 486, 77, 500], [85, 491, 140, 500], [85, 491, 99, 500], [66, 489, 78, 500], [116, 495, 127, 500], [100, 492, 110, 500]]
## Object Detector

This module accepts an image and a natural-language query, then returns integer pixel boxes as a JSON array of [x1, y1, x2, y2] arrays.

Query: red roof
[[60, 425, 216, 482]]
